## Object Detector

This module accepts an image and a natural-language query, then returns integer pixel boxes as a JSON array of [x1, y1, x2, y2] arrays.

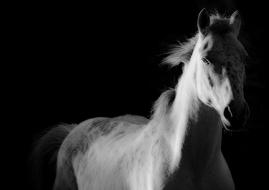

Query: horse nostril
[[224, 106, 232, 121]]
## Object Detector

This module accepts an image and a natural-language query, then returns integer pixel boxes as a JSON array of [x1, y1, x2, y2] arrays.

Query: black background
[[7, 0, 268, 189]]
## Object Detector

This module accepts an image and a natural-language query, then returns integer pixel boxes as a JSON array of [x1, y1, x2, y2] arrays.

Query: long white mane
[[163, 34, 198, 66]]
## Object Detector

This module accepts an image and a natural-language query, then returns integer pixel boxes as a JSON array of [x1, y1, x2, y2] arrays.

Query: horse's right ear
[[197, 8, 210, 36], [230, 11, 241, 37]]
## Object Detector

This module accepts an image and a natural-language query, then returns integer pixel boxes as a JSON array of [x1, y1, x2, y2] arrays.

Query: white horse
[[32, 9, 249, 190]]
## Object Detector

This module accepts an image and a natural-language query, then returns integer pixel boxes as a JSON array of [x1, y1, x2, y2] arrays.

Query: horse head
[[195, 9, 250, 130]]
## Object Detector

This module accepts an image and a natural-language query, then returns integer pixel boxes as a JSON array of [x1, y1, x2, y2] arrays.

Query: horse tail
[[30, 124, 76, 190]]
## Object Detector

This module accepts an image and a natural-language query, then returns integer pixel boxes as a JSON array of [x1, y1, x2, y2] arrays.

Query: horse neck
[[182, 101, 223, 173], [167, 57, 223, 173]]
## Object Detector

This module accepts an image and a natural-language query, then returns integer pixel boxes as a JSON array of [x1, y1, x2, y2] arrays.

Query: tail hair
[[30, 123, 76, 190]]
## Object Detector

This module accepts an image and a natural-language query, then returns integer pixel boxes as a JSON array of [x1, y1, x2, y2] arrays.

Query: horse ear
[[230, 10, 241, 36], [197, 8, 210, 36]]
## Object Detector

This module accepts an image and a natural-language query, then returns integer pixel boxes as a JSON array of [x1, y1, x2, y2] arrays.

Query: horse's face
[[196, 9, 249, 129]]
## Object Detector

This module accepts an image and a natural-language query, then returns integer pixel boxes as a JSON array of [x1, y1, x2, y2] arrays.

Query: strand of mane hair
[[163, 34, 198, 67], [150, 89, 175, 123]]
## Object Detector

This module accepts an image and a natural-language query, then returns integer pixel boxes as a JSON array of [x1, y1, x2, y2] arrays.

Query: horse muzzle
[[224, 100, 250, 131]]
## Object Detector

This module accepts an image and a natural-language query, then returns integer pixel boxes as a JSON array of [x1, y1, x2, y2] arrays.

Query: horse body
[[54, 115, 151, 190], [33, 9, 249, 190]]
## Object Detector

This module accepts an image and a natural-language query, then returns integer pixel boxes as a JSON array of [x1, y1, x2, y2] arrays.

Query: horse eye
[[203, 42, 208, 50], [202, 58, 210, 65]]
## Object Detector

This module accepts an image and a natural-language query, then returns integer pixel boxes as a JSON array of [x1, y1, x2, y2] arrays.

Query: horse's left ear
[[230, 11, 241, 36], [197, 8, 210, 36]]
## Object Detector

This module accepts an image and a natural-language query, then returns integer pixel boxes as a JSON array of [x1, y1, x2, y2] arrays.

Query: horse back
[[54, 115, 149, 190]]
